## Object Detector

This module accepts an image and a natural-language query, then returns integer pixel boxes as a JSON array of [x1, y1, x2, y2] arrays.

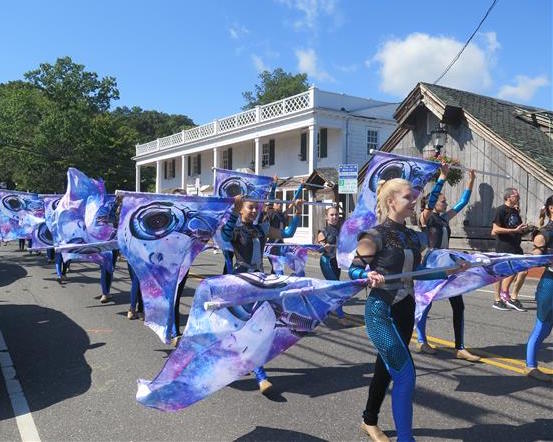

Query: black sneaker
[[506, 298, 526, 312], [492, 300, 510, 311]]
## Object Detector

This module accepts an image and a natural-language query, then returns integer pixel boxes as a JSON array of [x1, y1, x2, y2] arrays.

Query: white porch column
[[308, 123, 318, 174], [213, 147, 219, 187], [156, 160, 162, 193], [135, 164, 141, 192], [254, 138, 261, 175], [307, 124, 318, 242], [181, 155, 186, 190]]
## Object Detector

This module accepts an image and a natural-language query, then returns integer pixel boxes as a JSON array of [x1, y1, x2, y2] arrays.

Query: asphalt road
[[0, 245, 552, 442]]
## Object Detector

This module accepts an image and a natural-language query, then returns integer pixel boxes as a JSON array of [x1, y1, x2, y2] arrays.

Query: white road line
[[0, 331, 41, 442], [476, 288, 535, 299]]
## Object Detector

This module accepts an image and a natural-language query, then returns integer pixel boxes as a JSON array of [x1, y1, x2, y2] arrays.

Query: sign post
[[338, 164, 358, 217]]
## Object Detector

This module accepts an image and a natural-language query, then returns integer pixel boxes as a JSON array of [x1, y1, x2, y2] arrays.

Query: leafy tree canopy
[[242, 68, 309, 110]]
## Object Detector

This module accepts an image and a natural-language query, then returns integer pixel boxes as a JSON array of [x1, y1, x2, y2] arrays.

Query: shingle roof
[[422, 83, 553, 173]]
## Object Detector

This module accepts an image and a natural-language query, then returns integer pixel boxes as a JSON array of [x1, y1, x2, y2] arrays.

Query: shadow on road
[[474, 343, 552, 364], [230, 363, 372, 398], [414, 418, 553, 441], [0, 304, 99, 415], [235, 426, 326, 441], [0, 262, 27, 287]]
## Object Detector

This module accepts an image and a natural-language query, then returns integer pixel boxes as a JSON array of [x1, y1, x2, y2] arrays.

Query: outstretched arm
[[446, 169, 475, 220]]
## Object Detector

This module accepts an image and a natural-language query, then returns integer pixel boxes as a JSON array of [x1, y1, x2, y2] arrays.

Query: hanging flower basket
[[425, 154, 463, 186]]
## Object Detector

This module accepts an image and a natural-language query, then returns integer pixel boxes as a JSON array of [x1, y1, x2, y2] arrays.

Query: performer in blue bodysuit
[[349, 177, 457, 442]]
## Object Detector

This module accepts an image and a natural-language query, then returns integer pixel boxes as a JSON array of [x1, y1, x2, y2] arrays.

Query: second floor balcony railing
[[135, 88, 314, 157]]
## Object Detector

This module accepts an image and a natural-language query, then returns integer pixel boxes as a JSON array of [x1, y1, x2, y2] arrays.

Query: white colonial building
[[133, 86, 398, 241]]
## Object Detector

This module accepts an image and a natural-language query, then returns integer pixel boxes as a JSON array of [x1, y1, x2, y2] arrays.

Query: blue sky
[[1, 0, 551, 125]]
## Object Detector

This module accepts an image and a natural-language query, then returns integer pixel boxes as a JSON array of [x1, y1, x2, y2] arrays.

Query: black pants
[[363, 295, 415, 426], [174, 271, 189, 334], [222, 250, 234, 275]]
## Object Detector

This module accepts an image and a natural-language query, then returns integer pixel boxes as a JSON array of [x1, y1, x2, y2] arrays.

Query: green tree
[[24, 56, 119, 113], [242, 68, 309, 110]]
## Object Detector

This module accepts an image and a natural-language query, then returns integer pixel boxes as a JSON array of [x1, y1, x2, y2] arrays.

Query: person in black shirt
[[491, 188, 528, 311]]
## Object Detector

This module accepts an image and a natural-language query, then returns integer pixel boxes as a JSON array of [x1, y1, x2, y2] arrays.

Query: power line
[[434, 0, 499, 85]]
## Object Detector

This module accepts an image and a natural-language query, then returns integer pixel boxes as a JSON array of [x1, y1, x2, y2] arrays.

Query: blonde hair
[[376, 178, 412, 222]]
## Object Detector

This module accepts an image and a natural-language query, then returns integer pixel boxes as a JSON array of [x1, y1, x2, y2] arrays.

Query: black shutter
[[300, 133, 307, 161], [164, 161, 167, 179], [188, 156, 191, 176], [197, 154, 201, 174], [320, 128, 327, 158], [228, 148, 233, 170], [269, 139, 275, 165], [171, 159, 176, 178]]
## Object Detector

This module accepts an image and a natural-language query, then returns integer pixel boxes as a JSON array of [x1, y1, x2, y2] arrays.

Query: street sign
[[338, 164, 358, 194]]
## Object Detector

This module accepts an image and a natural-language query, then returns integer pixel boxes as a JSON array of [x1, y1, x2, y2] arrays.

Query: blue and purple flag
[[136, 273, 368, 411], [414, 249, 553, 322], [213, 168, 274, 251], [337, 152, 441, 269], [51, 168, 114, 269], [117, 191, 233, 343], [29, 194, 62, 250], [264, 244, 323, 276], [0, 190, 44, 242]]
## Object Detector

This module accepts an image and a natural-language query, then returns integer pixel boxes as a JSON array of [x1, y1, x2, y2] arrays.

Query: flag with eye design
[[264, 244, 324, 276], [0, 190, 44, 242], [117, 191, 233, 343], [337, 153, 440, 269], [213, 168, 274, 251], [136, 273, 368, 411]]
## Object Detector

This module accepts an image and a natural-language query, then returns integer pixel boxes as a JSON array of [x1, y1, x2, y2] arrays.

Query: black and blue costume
[[416, 185, 471, 350], [349, 218, 445, 442], [526, 220, 553, 368]]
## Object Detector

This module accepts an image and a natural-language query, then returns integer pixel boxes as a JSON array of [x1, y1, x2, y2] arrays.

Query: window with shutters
[[222, 148, 233, 170], [192, 154, 201, 175], [284, 188, 309, 227], [262, 143, 269, 167], [367, 129, 378, 154], [318, 128, 327, 158], [299, 133, 307, 161]]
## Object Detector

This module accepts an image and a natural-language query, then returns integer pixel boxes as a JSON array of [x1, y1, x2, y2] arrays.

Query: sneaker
[[415, 342, 437, 355], [138, 311, 145, 321], [56, 277, 63, 285], [258, 379, 273, 395], [456, 349, 481, 362], [492, 300, 510, 311], [127, 309, 138, 320], [506, 298, 526, 312], [360, 422, 390, 442], [527, 368, 552, 382], [100, 294, 110, 303]]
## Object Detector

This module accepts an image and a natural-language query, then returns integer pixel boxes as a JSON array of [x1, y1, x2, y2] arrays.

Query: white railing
[[135, 88, 314, 156]]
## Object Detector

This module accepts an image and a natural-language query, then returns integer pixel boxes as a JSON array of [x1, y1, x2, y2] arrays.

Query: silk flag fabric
[[30, 194, 62, 250], [0, 190, 44, 241], [337, 152, 441, 269], [414, 249, 553, 322], [264, 244, 324, 276], [50, 168, 113, 270], [213, 168, 273, 251], [117, 191, 233, 343], [136, 273, 368, 411]]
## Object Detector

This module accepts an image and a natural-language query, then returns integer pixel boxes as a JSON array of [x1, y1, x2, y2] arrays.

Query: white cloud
[[481, 31, 500, 53], [497, 75, 549, 101], [372, 32, 494, 97], [295, 48, 334, 82], [251, 54, 269, 73], [334, 63, 358, 73], [228, 24, 249, 40], [276, 0, 340, 31]]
